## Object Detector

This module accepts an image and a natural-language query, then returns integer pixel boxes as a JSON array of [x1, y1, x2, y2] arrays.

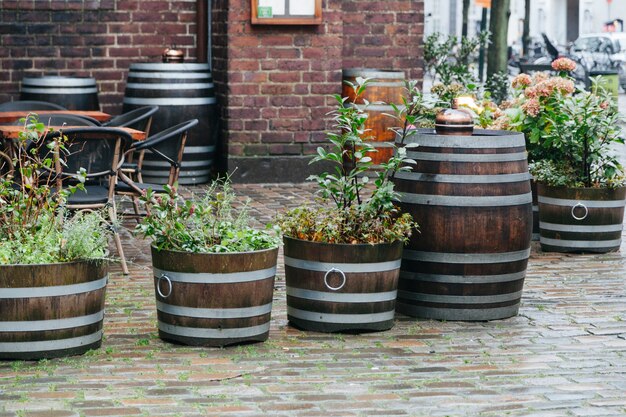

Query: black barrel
[[20, 76, 100, 110], [123, 63, 217, 185]]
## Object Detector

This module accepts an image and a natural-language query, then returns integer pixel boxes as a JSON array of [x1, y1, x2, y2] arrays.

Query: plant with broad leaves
[[277, 77, 418, 244]]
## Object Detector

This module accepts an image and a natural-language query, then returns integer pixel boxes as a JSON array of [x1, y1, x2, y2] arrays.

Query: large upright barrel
[[393, 129, 532, 321], [20, 76, 100, 110], [123, 63, 217, 185], [342, 69, 405, 166]]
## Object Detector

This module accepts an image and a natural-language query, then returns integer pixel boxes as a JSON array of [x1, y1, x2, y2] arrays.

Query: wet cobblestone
[[1, 182, 626, 416]]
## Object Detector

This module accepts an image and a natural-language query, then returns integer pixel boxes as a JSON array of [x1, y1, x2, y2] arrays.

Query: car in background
[[570, 32, 626, 90]]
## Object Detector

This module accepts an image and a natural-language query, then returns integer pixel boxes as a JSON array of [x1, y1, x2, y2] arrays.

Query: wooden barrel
[[284, 237, 402, 333], [151, 246, 278, 347], [531, 179, 540, 241], [538, 184, 625, 253], [20, 76, 100, 110], [123, 63, 217, 185], [393, 129, 532, 321], [341, 69, 405, 166], [0, 260, 108, 360]]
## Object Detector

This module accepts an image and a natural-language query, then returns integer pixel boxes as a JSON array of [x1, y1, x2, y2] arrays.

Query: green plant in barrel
[[276, 78, 421, 333], [492, 58, 626, 253], [0, 115, 108, 265], [136, 179, 280, 253], [134, 179, 280, 347], [278, 77, 417, 243], [0, 114, 112, 360]]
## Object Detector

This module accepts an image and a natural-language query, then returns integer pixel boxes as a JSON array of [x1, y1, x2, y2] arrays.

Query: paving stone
[[2, 182, 626, 416]]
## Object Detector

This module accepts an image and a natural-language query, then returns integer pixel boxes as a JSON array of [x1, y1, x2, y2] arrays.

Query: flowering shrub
[[551, 57, 577, 73], [490, 57, 625, 188], [135, 180, 280, 253]]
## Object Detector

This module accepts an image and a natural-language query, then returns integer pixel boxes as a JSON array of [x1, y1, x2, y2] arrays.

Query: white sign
[[289, 0, 315, 15]]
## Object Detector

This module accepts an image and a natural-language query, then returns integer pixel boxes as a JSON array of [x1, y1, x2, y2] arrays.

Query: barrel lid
[[129, 62, 211, 71], [342, 68, 406, 79], [21, 76, 96, 86]]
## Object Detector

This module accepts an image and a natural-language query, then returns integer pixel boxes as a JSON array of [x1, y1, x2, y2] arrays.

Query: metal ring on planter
[[156, 274, 173, 299], [324, 267, 347, 291], [571, 202, 589, 221]]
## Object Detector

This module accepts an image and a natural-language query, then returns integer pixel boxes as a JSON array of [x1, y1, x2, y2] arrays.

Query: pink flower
[[532, 72, 549, 83], [524, 87, 537, 99], [512, 74, 532, 89], [521, 98, 540, 117], [600, 101, 610, 109], [551, 57, 577, 72]]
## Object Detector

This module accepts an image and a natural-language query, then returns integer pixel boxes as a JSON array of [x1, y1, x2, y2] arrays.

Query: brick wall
[[216, 0, 424, 182], [0, 0, 198, 113], [0, 0, 424, 183]]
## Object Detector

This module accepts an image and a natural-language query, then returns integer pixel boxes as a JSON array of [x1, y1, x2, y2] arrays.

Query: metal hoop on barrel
[[571, 202, 589, 221], [324, 268, 347, 291], [156, 274, 173, 298]]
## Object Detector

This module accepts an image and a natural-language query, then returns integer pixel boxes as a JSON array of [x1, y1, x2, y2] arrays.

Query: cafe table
[[0, 110, 111, 124], [0, 125, 146, 141]]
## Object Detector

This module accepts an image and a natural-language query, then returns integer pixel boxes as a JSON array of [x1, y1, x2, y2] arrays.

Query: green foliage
[[0, 114, 108, 265], [135, 179, 280, 253], [532, 83, 625, 188], [277, 205, 414, 245], [484, 71, 510, 105], [495, 69, 625, 188], [423, 31, 490, 89], [60, 211, 109, 261], [277, 77, 418, 244]]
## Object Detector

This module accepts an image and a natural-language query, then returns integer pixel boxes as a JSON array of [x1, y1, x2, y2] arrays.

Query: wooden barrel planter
[[123, 63, 218, 185], [20, 76, 100, 110], [342, 69, 405, 166], [0, 260, 108, 360], [284, 237, 403, 333], [531, 179, 540, 241], [537, 184, 626, 253], [393, 129, 533, 321], [150, 246, 278, 347]]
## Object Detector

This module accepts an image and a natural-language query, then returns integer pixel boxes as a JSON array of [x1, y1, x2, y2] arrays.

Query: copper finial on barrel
[[434, 97, 475, 136], [162, 46, 184, 63]]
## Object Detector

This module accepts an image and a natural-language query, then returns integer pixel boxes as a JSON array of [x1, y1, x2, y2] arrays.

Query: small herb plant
[[135, 179, 280, 253], [0, 115, 109, 265], [277, 77, 417, 244]]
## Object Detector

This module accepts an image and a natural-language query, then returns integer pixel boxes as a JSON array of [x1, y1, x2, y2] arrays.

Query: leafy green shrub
[[135, 180, 280, 253], [423, 31, 489, 89], [0, 115, 109, 265], [276, 77, 417, 244]]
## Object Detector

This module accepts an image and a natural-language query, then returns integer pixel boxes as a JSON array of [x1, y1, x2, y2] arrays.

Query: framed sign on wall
[[251, 0, 322, 25]]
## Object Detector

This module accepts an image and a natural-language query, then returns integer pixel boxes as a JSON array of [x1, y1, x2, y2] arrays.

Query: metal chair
[[116, 119, 198, 217], [103, 106, 159, 182], [44, 127, 133, 274], [0, 100, 67, 111], [102, 106, 158, 130]]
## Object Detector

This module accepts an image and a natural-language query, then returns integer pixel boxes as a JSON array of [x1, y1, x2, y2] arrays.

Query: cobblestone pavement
[[1, 182, 626, 417]]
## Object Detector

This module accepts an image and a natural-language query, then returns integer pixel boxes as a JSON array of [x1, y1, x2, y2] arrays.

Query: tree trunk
[[461, 0, 470, 38], [522, 0, 530, 56], [487, 0, 511, 79]]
